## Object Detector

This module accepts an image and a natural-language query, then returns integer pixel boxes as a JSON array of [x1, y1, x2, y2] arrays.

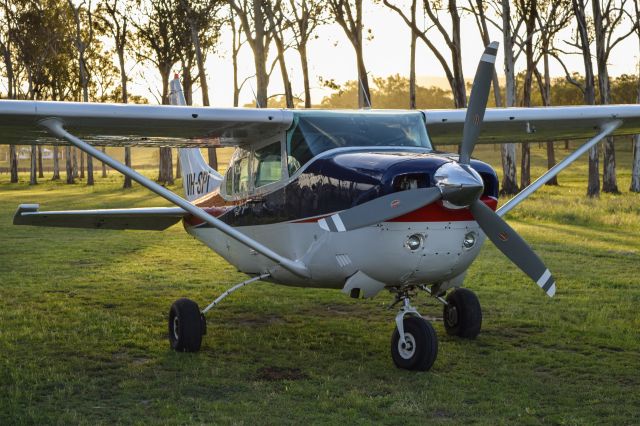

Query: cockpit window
[[286, 111, 431, 174]]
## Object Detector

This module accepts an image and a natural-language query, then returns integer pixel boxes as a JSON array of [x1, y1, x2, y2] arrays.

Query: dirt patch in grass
[[255, 366, 308, 381]]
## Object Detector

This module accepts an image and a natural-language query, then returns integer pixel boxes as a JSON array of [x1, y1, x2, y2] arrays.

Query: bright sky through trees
[[126, 2, 640, 107]]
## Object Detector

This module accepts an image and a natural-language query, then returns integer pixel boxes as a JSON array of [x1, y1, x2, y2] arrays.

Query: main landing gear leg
[[389, 288, 438, 371], [168, 273, 270, 352]]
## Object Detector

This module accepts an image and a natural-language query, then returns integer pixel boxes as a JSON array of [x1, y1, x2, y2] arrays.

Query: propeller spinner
[[319, 41, 556, 298]]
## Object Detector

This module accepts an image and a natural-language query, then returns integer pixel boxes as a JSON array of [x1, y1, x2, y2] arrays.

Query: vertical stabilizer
[[170, 76, 223, 201]]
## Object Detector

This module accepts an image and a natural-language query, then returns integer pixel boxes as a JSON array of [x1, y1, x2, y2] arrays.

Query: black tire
[[390, 316, 438, 371], [443, 288, 482, 339], [168, 298, 203, 352]]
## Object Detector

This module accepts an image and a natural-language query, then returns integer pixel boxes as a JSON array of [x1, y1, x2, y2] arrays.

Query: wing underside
[[0, 100, 293, 147], [425, 105, 640, 144], [13, 204, 187, 230]]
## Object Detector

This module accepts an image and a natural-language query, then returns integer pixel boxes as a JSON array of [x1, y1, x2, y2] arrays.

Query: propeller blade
[[459, 41, 499, 165], [469, 199, 556, 297], [318, 187, 442, 232]]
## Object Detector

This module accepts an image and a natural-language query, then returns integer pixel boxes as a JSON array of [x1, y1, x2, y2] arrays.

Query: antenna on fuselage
[[250, 83, 262, 108], [359, 77, 371, 110]]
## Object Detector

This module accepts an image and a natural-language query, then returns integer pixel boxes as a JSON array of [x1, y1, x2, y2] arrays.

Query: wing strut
[[497, 119, 622, 217], [39, 118, 311, 279]]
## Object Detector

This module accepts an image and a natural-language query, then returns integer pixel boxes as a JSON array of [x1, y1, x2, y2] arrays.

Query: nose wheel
[[389, 291, 438, 371]]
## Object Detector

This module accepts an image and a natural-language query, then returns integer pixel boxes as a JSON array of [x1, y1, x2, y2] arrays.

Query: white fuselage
[[184, 219, 486, 294]]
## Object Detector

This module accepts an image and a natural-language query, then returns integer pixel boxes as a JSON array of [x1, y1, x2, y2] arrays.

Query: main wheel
[[390, 316, 438, 371], [443, 288, 482, 339], [168, 298, 203, 352]]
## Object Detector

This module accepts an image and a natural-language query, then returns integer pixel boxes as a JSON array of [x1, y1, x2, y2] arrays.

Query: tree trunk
[[52, 145, 60, 180], [80, 151, 85, 178], [37, 146, 44, 178], [72, 148, 78, 178], [66, 146, 74, 184], [409, 0, 417, 109], [176, 154, 181, 179], [87, 156, 94, 185], [123, 147, 132, 188], [253, 0, 269, 108], [592, 0, 618, 193], [631, 134, 640, 192], [29, 145, 37, 185], [9, 145, 18, 183], [356, 47, 371, 108], [500, 0, 519, 195], [300, 44, 311, 108], [100, 147, 107, 177], [158, 147, 174, 184], [208, 148, 218, 169]]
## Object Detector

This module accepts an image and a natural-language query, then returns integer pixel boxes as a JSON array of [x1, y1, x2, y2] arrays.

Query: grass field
[[1, 144, 639, 424]]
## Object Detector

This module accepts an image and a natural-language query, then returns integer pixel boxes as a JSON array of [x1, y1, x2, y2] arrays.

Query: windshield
[[286, 111, 432, 174]]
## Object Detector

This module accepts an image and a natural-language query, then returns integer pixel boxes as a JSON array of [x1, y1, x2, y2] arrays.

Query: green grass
[[1, 144, 639, 424]]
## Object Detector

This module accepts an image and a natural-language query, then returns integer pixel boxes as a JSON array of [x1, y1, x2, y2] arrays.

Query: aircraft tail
[[169, 76, 223, 201]]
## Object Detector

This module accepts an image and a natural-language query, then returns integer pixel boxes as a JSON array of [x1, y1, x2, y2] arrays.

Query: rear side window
[[233, 155, 250, 194], [253, 141, 282, 188]]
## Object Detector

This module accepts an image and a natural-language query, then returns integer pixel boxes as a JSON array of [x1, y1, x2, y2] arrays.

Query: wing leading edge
[[13, 204, 187, 230], [0, 100, 293, 147]]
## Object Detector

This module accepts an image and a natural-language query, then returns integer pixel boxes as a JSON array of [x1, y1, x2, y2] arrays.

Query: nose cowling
[[434, 162, 485, 207]]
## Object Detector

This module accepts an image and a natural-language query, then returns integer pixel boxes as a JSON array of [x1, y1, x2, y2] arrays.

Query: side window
[[253, 141, 282, 188], [233, 154, 250, 194]]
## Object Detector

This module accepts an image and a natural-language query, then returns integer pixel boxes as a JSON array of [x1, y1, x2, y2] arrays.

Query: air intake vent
[[393, 173, 429, 192]]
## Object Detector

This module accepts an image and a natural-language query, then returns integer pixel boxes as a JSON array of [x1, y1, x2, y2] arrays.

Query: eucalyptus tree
[[287, 0, 325, 108], [631, 0, 640, 192], [551, 0, 600, 196], [68, 0, 96, 185], [591, 0, 635, 193], [329, 0, 371, 108], [100, 0, 133, 187], [228, 0, 273, 108], [135, 0, 180, 184], [533, 0, 571, 186], [264, 0, 295, 108], [0, 0, 18, 182]]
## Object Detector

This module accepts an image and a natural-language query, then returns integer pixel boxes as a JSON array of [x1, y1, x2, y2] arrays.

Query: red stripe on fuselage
[[388, 196, 497, 222]]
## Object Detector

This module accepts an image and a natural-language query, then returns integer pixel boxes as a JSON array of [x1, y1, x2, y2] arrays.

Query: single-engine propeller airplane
[[2, 42, 640, 371]]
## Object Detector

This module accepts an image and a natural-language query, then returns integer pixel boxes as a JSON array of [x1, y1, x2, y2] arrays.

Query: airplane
[[2, 42, 640, 371]]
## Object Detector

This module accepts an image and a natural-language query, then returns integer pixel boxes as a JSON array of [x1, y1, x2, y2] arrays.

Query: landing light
[[463, 232, 476, 249], [405, 234, 424, 251]]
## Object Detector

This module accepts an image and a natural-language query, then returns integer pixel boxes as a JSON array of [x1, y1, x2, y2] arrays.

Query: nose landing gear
[[389, 289, 438, 371], [389, 286, 482, 371]]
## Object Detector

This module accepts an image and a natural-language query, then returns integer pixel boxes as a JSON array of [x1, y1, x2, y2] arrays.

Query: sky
[[130, 3, 640, 108]]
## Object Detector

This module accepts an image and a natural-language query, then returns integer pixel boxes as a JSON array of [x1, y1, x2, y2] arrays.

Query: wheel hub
[[446, 305, 459, 327], [172, 316, 180, 340], [398, 332, 416, 359]]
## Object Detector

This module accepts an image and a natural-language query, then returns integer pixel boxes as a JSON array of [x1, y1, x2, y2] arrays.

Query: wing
[[0, 100, 293, 147], [13, 204, 186, 230], [425, 105, 640, 144]]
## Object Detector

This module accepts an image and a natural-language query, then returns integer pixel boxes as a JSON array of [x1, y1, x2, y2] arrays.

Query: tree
[[631, 0, 640, 192], [592, 0, 635, 193], [384, 0, 466, 108], [0, 0, 18, 183], [287, 0, 324, 108], [330, 0, 371, 108], [532, 0, 571, 185], [135, 0, 180, 184], [265, 1, 295, 108], [552, 0, 600, 196], [100, 0, 133, 187], [229, 0, 272, 108], [68, 0, 95, 185]]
